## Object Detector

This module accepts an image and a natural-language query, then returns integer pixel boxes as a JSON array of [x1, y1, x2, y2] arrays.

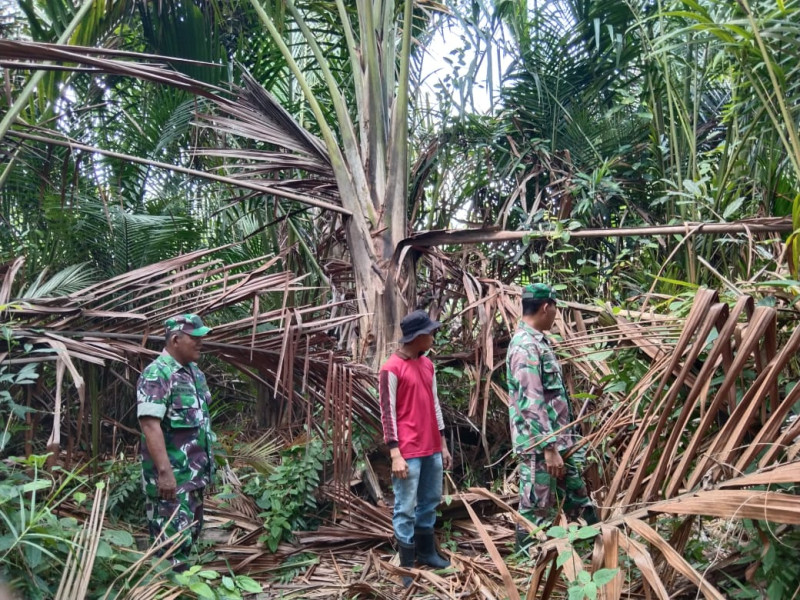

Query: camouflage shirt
[[506, 321, 577, 456], [137, 351, 215, 495]]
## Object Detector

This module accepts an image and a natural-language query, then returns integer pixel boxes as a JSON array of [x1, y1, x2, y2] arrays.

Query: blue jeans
[[392, 453, 443, 545]]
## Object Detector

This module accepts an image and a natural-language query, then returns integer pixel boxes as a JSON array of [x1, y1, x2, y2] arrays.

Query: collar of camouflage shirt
[[158, 349, 197, 375], [518, 320, 548, 342]]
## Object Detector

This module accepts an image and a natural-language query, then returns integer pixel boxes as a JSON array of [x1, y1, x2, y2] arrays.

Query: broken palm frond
[[431, 281, 800, 598], [592, 526, 622, 600], [647, 490, 800, 525], [624, 518, 727, 600], [226, 430, 283, 475], [544, 288, 800, 597], [617, 531, 670, 599], [461, 491, 521, 600], [587, 290, 798, 512]]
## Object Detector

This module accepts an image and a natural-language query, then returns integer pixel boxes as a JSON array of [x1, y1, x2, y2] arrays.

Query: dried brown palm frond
[[55, 483, 108, 600], [421, 272, 798, 597], [398, 217, 794, 248], [226, 429, 284, 474], [195, 70, 334, 186]]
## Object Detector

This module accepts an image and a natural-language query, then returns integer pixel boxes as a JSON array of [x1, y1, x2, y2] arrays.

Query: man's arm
[[379, 368, 409, 479], [139, 417, 177, 500], [509, 345, 558, 453], [440, 434, 452, 471]]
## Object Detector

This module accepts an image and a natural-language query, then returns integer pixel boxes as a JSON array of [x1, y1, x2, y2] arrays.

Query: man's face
[[171, 332, 203, 365], [418, 332, 435, 353], [408, 332, 435, 354]]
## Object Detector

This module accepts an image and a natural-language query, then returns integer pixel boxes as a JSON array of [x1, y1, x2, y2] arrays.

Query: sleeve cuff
[[387, 441, 399, 450], [137, 403, 166, 419], [536, 437, 558, 452]]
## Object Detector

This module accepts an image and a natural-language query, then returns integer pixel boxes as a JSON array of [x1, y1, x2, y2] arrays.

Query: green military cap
[[522, 283, 557, 301], [164, 314, 212, 336]]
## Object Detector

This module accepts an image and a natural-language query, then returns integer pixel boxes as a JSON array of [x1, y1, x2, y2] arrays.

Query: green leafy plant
[[0, 322, 39, 453], [0, 455, 148, 599], [0, 454, 82, 599], [439, 519, 462, 554], [103, 459, 146, 526], [566, 568, 620, 600], [271, 552, 320, 584], [723, 522, 800, 599], [171, 565, 263, 599], [243, 436, 330, 552], [547, 524, 619, 600]]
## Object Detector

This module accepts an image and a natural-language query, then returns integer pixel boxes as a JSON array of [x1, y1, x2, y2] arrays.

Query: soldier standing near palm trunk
[[137, 314, 216, 571], [506, 284, 597, 552]]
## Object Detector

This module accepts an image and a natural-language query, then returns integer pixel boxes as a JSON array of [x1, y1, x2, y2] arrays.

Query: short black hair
[[522, 297, 555, 316]]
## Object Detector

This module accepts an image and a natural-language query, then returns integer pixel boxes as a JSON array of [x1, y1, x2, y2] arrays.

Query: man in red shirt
[[379, 310, 453, 586]]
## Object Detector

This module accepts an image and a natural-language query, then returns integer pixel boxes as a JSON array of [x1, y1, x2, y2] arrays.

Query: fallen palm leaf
[[460, 491, 521, 600], [55, 483, 108, 600], [617, 530, 670, 599], [624, 517, 726, 600], [648, 490, 800, 524]]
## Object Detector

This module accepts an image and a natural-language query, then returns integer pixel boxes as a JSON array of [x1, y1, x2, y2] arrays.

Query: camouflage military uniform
[[506, 321, 592, 526], [137, 351, 215, 565]]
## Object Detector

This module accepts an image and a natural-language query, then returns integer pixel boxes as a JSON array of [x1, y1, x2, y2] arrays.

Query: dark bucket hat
[[399, 310, 441, 344], [165, 314, 212, 337]]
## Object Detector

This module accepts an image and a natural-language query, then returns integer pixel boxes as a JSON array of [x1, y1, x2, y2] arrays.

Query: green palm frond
[[19, 263, 98, 299], [228, 430, 283, 474]]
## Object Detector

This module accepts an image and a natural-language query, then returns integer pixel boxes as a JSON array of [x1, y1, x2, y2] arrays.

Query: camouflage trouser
[[145, 488, 204, 569], [518, 447, 593, 528]]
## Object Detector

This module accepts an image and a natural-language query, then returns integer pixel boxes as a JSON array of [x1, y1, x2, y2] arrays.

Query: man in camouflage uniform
[[506, 284, 596, 551], [138, 314, 215, 571]]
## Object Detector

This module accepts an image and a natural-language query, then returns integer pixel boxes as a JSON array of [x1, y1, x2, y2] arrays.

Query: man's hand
[[442, 446, 452, 471], [543, 446, 565, 480], [391, 451, 409, 479], [158, 469, 177, 500]]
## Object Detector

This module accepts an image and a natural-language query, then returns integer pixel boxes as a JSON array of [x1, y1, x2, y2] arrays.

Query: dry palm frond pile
[[231, 286, 798, 599]]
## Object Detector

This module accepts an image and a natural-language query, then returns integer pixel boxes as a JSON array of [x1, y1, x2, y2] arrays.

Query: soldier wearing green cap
[[137, 314, 216, 571], [506, 284, 596, 552]]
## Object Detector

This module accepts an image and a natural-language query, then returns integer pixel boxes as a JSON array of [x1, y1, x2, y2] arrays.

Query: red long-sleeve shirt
[[379, 353, 444, 458]]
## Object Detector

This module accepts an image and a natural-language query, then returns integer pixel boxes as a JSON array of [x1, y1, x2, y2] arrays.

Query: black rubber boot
[[582, 506, 600, 525], [515, 528, 534, 555], [414, 529, 450, 569], [398, 540, 415, 587]]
